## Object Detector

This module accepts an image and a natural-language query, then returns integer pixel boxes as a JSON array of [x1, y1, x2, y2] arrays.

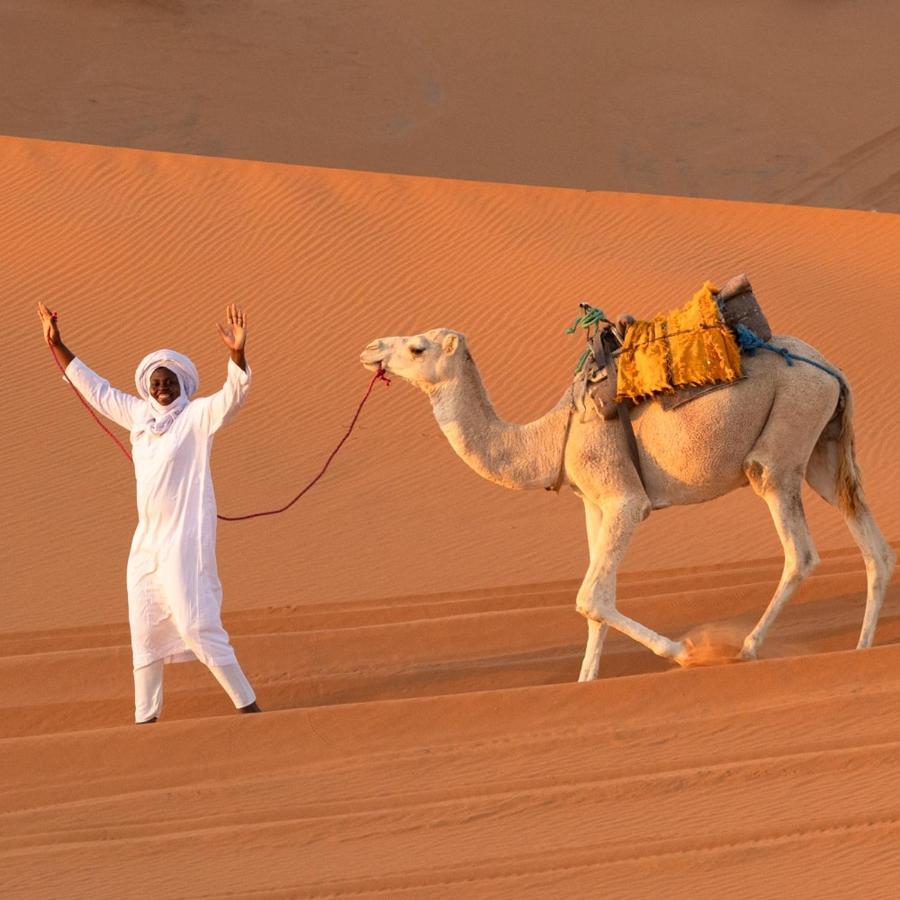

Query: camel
[[360, 326, 895, 679]]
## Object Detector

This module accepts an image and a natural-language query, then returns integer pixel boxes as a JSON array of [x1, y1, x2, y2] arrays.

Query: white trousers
[[134, 658, 256, 722]]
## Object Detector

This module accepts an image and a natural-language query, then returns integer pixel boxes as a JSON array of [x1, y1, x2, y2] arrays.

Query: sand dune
[[3, 134, 899, 896], [2, 1, 900, 211], [6, 136, 899, 634], [4, 569, 900, 897]]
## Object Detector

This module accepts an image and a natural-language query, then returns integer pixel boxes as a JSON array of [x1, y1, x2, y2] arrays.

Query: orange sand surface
[[4, 134, 900, 897], [2, 1, 900, 211]]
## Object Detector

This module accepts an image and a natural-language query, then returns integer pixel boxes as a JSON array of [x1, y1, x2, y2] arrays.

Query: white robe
[[65, 357, 251, 668]]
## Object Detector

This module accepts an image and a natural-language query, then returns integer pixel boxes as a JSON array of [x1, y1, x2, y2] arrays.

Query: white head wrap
[[134, 349, 199, 436]]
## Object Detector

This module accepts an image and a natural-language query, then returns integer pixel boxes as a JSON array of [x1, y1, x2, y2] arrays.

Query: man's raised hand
[[37, 302, 60, 346], [217, 304, 247, 352], [37, 302, 75, 369]]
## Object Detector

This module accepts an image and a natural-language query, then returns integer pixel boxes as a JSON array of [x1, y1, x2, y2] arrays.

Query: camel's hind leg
[[847, 503, 895, 647], [740, 473, 820, 660], [739, 372, 841, 660], [806, 436, 896, 648]]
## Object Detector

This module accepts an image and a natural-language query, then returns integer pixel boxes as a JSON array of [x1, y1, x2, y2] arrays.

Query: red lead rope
[[217, 366, 390, 521], [46, 315, 390, 522]]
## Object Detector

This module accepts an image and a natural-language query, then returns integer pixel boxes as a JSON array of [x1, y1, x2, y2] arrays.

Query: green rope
[[565, 305, 607, 334], [566, 304, 609, 375], [574, 347, 590, 375]]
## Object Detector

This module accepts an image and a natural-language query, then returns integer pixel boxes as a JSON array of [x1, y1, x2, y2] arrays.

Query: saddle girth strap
[[616, 403, 646, 491], [547, 402, 575, 493], [547, 394, 645, 494]]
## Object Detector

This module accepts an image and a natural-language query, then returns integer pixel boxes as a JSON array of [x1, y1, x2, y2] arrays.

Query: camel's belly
[[567, 334, 841, 507], [633, 369, 777, 507]]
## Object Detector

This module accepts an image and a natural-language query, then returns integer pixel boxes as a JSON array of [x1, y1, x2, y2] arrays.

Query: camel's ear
[[442, 332, 461, 356]]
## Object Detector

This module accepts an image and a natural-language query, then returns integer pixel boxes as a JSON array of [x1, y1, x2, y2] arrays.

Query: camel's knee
[[864, 535, 896, 584], [774, 546, 819, 598], [576, 606, 610, 624], [576, 599, 612, 623], [793, 545, 821, 580], [861, 549, 898, 625], [575, 585, 613, 622]]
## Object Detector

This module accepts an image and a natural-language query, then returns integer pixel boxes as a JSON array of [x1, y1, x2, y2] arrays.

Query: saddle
[[574, 273, 770, 421], [550, 274, 771, 494]]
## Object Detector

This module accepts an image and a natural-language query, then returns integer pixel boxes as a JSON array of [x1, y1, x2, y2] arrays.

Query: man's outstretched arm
[[37, 302, 140, 431], [197, 304, 251, 434]]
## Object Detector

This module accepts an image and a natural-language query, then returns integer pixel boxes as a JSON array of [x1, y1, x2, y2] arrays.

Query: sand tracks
[[2, 552, 899, 897], [1, 548, 897, 738]]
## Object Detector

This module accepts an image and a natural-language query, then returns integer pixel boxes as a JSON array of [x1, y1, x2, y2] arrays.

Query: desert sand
[[3, 3, 900, 897]]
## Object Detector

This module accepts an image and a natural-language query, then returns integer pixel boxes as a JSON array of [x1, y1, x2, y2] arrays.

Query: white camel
[[360, 326, 895, 679]]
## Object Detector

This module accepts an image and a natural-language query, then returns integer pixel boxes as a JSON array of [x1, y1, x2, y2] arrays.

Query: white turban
[[134, 349, 199, 436]]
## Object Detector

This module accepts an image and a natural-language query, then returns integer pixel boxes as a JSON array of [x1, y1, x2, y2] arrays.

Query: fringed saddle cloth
[[575, 274, 771, 420], [616, 281, 741, 401]]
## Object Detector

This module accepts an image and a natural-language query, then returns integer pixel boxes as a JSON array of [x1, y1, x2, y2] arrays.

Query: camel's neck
[[428, 357, 572, 491]]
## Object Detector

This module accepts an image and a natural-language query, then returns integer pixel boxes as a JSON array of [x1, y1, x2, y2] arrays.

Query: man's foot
[[135, 717, 158, 725], [238, 701, 262, 714]]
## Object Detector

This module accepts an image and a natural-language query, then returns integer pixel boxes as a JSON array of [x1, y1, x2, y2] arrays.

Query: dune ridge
[[2, 1, 900, 211]]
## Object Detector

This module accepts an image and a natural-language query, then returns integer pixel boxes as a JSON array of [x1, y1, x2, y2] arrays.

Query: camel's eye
[[409, 346, 425, 356]]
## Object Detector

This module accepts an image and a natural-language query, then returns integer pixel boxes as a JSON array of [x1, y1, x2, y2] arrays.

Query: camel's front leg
[[577, 498, 685, 663], [579, 619, 610, 681], [578, 501, 609, 681]]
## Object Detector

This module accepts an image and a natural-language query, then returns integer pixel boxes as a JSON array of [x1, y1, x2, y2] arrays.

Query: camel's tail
[[834, 380, 864, 516]]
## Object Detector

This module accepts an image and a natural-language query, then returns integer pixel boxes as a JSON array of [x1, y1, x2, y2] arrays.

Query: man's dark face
[[149, 367, 181, 406]]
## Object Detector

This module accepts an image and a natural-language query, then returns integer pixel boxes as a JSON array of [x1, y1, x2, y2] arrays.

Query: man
[[38, 302, 261, 723]]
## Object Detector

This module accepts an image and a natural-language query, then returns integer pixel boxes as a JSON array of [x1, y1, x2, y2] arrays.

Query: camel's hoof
[[672, 640, 692, 667], [674, 635, 748, 668], [738, 643, 758, 661]]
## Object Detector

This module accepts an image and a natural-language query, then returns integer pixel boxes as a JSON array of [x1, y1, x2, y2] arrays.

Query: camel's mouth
[[360, 342, 387, 373]]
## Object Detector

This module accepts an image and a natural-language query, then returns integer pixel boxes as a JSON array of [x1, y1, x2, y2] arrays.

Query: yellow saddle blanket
[[615, 282, 743, 402]]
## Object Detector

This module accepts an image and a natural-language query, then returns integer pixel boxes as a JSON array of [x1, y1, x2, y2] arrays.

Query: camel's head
[[360, 328, 469, 391]]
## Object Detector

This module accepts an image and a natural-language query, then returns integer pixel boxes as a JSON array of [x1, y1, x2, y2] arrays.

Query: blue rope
[[734, 324, 845, 385]]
